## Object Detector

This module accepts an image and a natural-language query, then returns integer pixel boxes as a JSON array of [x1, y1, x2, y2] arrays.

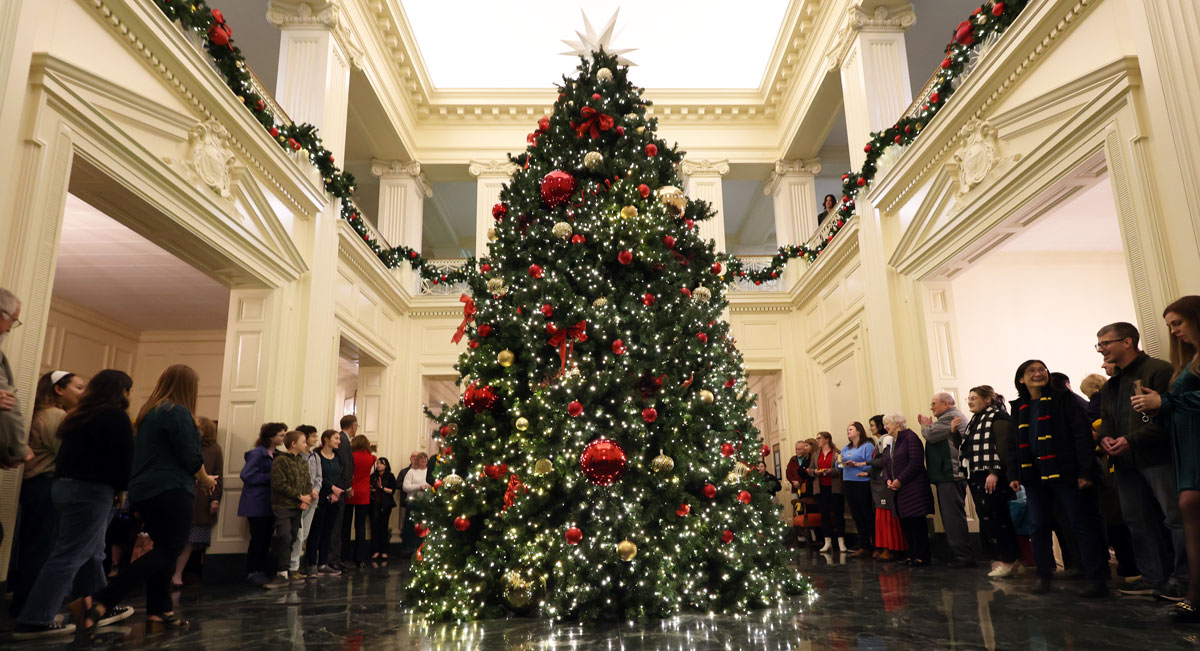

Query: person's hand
[[1131, 388, 1162, 413], [198, 472, 217, 495], [332, 485, 344, 497], [384, 487, 393, 494], [209, 500, 219, 515], [951, 416, 963, 431], [312, 489, 320, 500], [0, 389, 15, 411], [0, 450, 32, 470], [856, 472, 869, 478], [1078, 477, 1095, 489], [1107, 436, 1130, 456], [1009, 480, 1021, 492], [299, 494, 312, 505], [116, 492, 128, 507], [917, 413, 932, 427], [330, 492, 340, 503], [791, 481, 800, 490], [887, 479, 902, 490], [985, 473, 999, 494], [347, 487, 355, 498], [300, 500, 309, 511]]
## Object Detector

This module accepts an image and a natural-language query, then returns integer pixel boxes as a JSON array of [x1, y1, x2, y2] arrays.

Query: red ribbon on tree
[[450, 293, 475, 344], [503, 473, 526, 511], [572, 107, 614, 139], [548, 321, 588, 375]]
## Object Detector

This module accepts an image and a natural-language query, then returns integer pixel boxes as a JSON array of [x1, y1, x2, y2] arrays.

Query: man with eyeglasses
[[0, 287, 31, 474], [1096, 321, 1186, 602]]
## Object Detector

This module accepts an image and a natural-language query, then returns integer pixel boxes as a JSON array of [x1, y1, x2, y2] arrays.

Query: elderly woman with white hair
[[881, 412, 935, 566]]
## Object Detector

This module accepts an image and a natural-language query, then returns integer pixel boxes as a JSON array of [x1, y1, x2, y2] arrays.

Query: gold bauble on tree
[[725, 471, 742, 485], [592, 297, 608, 308], [487, 227, 498, 242], [487, 277, 507, 295], [441, 472, 463, 489], [699, 389, 715, 404], [692, 286, 712, 302], [656, 185, 686, 217], [584, 151, 604, 170], [617, 539, 638, 561], [502, 571, 543, 613], [552, 221, 572, 239], [533, 458, 553, 476], [596, 67, 613, 82], [620, 205, 638, 220], [497, 349, 516, 367], [650, 449, 675, 473], [515, 417, 530, 432]]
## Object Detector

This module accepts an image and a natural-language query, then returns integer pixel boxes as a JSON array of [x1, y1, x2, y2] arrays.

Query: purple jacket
[[882, 428, 934, 519], [237, 445, 274, 518]]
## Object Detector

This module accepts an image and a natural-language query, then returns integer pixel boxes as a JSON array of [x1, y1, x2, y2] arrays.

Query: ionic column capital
[[679, 159, 730, 179], [825, 3, 916, 70], [468, 160, 518, 179], [267, 1, 364, 68], [764, 158, 822, 195], [371, 159, 432, 197]]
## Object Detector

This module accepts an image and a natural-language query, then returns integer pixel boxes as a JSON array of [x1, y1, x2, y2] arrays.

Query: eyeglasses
[[0, 310, 20, 329], [1095, 338, 1129, 351]]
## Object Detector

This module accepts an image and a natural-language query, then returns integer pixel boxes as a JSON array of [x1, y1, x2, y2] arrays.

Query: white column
[[681, 159, 730, 252], [371, 160, 431, 289], [831, 2, 915, 410], [267, 1, 354, 427], [469, 160, 516, 260], [765, 159, 822, 245]]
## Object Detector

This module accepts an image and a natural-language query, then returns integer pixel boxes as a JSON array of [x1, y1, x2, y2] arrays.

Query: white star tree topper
[[560, 9, 637, 66]]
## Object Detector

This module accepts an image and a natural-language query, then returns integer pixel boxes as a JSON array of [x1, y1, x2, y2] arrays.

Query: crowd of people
[[785, 301, 1200, 624], [3, 286, 1200, 635]]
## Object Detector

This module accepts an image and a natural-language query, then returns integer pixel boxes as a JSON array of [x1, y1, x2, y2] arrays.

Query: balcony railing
[[419, 259, 470, 296], [730, 256, 784, 292]]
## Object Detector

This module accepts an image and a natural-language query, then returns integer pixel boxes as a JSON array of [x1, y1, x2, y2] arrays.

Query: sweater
[[318, 451, 340, 501], [54, 406, 134, 491], [191, 442, 224, 526], [840, 442, 875, 482], [25, 407, 66, 479], [347, 450, 375, 505], [271, 451, 312, 511], [1099, 352, 1175, 469], [237, 445, 275, 517], [922, 407, 966, 482], [126, 403, 204, 503], [0, 350, 29, 466]]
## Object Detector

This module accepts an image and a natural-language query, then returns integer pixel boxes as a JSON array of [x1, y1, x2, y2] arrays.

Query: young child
[[264, 431, 313, 589], [289, 426, 322, 578]]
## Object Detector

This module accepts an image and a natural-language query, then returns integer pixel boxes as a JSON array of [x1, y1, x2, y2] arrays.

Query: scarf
[[962, 407, 1002, 475], [1016, 395, 1060, 481]]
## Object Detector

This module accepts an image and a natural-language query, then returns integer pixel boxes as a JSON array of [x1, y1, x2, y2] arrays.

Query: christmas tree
[[408, 48, 807, 621]]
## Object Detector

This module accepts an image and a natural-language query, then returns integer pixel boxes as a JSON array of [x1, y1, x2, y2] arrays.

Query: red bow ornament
[[450, 293, 476, 344], [572, 107, 614, 139], [503, 473, 527, 511], [548, 321, 588, 375], [463, 382, 498, 412]]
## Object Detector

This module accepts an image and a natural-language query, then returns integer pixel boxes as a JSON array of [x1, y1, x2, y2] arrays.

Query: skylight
[[400, 0, 790, 89]]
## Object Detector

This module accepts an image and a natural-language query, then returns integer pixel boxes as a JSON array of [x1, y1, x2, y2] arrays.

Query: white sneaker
[[819, 540, 832, 552], [989, 562, 1019, 578], [838, 538, 848, 552]]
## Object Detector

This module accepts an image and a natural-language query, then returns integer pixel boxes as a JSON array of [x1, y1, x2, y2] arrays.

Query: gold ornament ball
[[487, 227, 498, 242], [725, 471, 742, 485], [552, 221, 572, 239], [651, 450, 675, 473], [592, 297, 608, 308], [636, 126, 645, 134], [625, 112, 639, 122], [596, 67, 613, 82], [503, 571, 533, 610], [442, 472, 463, 489], [693, 286, 712, 302], [617, 540, 638, 561], [497, 349, 516, 367], [656, 186, 686, 217], [620, 205, 638, 220], [533, 458, 553, 476], [584, 151, 603, 170], [699, 389, 715, 404], [486, 277, 508, 295], [515, 417, 530, 432]]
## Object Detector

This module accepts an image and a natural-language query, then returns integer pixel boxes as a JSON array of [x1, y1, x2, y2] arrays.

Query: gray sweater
[[0, 351, 29, 466]]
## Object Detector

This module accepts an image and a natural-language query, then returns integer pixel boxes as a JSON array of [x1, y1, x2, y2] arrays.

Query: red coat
[[347, 450, 375, 505]]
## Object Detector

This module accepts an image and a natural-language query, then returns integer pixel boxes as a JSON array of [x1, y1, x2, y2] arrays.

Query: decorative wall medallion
[[174, 120, 236, 199], [950, 119, 1020, 199]]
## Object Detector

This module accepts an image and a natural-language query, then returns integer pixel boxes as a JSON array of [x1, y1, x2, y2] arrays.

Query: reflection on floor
[[4, 551, 1199, 649]]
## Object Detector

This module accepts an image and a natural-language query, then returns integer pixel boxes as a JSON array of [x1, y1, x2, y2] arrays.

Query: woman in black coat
[[881, 413, 934, 566], [369, 457, 397, 561], [1007, 359, 1108, 598]]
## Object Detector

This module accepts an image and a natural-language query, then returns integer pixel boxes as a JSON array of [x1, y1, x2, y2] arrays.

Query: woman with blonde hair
[[69, 365, 216, 641], [170, 416, 223, 589]]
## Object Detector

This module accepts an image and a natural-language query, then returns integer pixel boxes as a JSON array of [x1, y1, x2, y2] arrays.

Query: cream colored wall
[[133, 331, 226, 420], [949, 251, 1136, 399]]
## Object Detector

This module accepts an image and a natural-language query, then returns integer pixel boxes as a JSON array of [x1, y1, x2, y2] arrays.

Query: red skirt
[[875, 507, 907, 551]]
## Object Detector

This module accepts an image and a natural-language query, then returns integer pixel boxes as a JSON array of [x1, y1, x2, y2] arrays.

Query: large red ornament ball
[[993, 2, 1006, 16], [415, 523, 430, 538], [484, 463, 508, 480], [761, 443, 771, 457], [478, 324, 492, 337], [453, 516, 471, 532], [565, 527, 583, 545], [571, 234, 586, 244], [568, 401, 584, 417], [663, 235, 676, 248], [721, 529, 734, 544], [529, 264, 543, 278], [638, 184, 651, 198], [208, 22, 232, 47], [712, 262, 722, 274], [697, 333, 708, 343], [642, 293, 655, 306], [492, 203, 508, 220], [955, 20, 975, 45], [579, 438, 627, 486], [611, 339, 626, 355], [680, 287, 691, 298], [721, 442, 735, 457], [676, 503, 691, 517], [541, 170, 576, 207], [618, 250, 633, 265], [642, 407, 658, 423], [738, 490, 752, 504], [702, 483, 717, 499], [541, 304, 554, 317], [645, 143, 658, 157], [857, 177, 867, 187]]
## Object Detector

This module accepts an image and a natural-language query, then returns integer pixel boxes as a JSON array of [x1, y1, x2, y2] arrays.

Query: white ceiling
[[401, 1, 790, 89], [54, 194, 230, 331], [1001, 177, 1124, 253]]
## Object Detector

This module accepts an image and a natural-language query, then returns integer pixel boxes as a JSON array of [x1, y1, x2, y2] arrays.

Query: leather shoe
[[1032, 577, 1051, 594]]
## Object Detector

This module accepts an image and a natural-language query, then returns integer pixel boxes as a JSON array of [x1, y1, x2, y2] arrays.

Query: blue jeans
[[18, 479, 114, 626], [1024, 478, 1108, 582]]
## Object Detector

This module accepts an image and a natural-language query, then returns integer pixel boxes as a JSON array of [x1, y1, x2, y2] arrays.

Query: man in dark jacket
[[329, 414, 358, 569], [1097, 322, 1186, 599], [918, 392, 973, 567]]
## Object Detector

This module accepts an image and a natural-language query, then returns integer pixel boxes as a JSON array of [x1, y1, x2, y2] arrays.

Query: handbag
[[1009, 487, 1031, 536]]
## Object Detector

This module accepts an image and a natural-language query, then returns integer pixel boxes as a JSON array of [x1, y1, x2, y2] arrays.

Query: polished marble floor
[[4, 551, 1200, 649]]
